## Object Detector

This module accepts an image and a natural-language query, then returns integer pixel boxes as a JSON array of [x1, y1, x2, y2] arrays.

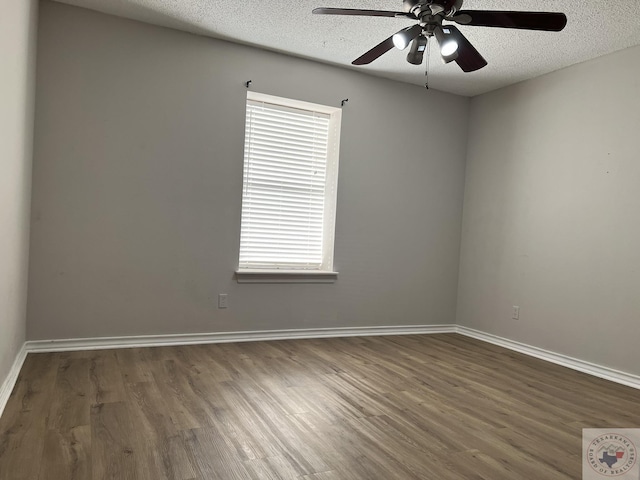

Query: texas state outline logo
[[584, 429, 640, 479]]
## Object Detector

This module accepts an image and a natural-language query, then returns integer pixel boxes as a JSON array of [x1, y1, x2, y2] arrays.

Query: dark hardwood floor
[[1, 334, 639, 479]]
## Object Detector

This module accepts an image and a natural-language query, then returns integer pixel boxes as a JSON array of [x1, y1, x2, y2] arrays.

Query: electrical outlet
[[512, 306, 520, 320], [218, 294, 228, 309]]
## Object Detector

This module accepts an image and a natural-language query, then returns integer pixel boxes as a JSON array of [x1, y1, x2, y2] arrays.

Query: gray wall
[[28, 2, 469, 340], [457, 45, 640, 375], [0, 0, 37, 386]]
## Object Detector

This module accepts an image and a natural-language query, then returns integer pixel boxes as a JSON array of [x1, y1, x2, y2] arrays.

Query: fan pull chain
[[424, 37, 431, 89]]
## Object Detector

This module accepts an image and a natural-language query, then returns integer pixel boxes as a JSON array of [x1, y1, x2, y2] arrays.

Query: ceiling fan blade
[[446, 25, 487, 73], [452, 10, 567, 31], [313, 7, 413, 18], [352, 24, 422, 65]]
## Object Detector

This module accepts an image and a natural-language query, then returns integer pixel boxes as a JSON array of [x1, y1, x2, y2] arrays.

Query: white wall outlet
[[218, 293, 228, 309], [512, 305, 520, 320]]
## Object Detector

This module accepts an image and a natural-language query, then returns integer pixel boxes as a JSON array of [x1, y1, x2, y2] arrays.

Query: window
[[236, 92, 341, 283]]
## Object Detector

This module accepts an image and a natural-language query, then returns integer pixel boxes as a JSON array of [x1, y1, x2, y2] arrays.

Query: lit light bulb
[[393, 33, 410, 50], [434, 26, 459, 63], [440, 39, 458, 57]]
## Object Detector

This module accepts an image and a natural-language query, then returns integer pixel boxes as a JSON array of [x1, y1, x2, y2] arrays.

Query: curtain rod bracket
[[341, 98, 348, 107], [245, 80, 252, 88]]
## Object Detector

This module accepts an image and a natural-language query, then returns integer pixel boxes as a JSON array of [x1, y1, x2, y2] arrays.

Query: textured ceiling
[[51, 0, 640, 96]]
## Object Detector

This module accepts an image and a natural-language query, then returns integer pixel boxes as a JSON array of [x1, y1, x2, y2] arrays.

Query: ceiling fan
[[312, 0, 567, 72]]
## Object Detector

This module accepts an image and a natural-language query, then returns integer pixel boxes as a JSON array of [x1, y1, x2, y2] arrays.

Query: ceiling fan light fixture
[[392, 27, 415, 50], [406, 36, 427, 65], [434, 26, 458, 63]]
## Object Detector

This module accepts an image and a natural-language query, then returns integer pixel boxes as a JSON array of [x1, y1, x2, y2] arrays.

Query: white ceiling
[[52, 0, 640, 96]]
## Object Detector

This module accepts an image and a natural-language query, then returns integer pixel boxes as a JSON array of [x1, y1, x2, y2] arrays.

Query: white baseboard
[[0, 343, 28, 420], [4, 323, 637, 419], [25, 324, 457, 353], [456, 326, 640, 390]]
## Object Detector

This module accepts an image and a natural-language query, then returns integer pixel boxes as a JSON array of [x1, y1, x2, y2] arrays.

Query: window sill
[[235, 269, 338, 284]]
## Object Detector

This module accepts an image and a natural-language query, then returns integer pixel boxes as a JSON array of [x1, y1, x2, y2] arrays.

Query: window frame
[[236, 91, 341, 284]]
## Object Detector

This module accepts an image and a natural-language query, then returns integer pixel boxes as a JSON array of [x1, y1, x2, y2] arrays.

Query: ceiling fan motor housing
[[402, 0, 462, 15]]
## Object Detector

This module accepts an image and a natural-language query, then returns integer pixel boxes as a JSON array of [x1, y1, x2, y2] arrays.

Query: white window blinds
[[239, 93, 340, 271]]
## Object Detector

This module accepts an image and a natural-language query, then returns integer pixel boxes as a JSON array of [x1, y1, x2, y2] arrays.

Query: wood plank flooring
[[1, 334, 639, 479]]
